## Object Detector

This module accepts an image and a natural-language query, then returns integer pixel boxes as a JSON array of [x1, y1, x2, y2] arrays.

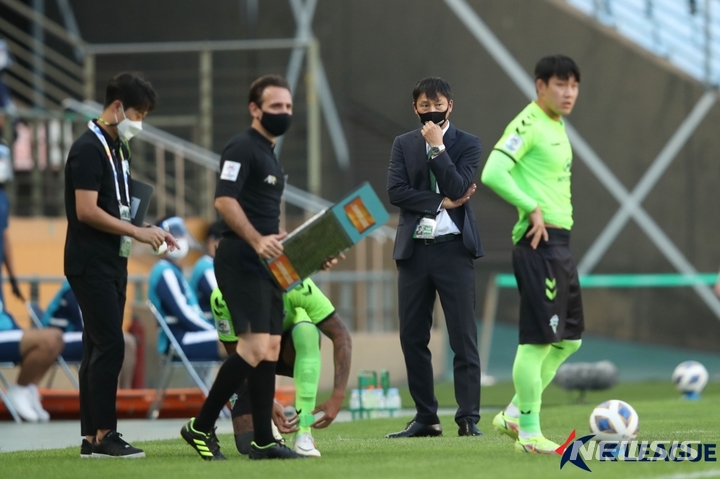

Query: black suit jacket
[[387, 123, 484, 260]]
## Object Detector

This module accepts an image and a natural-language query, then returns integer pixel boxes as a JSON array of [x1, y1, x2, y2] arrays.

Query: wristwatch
[[428, 144, 446, 159]]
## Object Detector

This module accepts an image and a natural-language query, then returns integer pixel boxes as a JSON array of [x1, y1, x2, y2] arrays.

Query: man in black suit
[[386, 77, 483, 438]]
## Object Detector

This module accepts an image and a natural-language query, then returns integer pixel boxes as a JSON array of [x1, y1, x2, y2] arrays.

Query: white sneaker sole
[[294, 448, 321, 457]]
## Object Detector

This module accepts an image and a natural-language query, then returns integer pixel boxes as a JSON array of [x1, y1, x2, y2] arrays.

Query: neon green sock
[[510, 339, 582, 408], [540, 339, 582, 389], [512, 344, 551, 435], [292, 322, 321, 434]]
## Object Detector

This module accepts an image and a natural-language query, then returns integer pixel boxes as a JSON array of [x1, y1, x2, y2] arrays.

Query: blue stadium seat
[[145, 300, 228, 420], [25, 301, 79, 389]]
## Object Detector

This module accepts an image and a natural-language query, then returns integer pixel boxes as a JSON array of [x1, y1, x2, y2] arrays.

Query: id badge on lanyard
[[413, 216, 437, 239], [88, 121, 132, 258], [118, 204, 132, 258]]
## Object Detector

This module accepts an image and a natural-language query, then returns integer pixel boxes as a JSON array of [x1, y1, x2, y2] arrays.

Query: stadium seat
[[145, 300, 228, 420], [25, 301, 80, 389], [0, 361, 22, 422]]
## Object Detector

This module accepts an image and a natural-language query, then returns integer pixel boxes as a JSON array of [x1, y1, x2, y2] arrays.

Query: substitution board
[[265, 182, 389, 291]]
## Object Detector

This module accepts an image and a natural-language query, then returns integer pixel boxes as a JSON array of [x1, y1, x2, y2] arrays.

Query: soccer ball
[[589, 399, 639, 442], [672, 361, 708, 394]]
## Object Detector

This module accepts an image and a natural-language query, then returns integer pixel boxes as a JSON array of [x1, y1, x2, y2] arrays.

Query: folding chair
[[146, 300, 228, 419], [25, 301, 80, 389], [0, 361, 22, 422]]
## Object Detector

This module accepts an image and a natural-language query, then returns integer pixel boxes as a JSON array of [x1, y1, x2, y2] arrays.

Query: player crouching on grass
[[211, 278, 352, 457], [481, 55, 584, 454]]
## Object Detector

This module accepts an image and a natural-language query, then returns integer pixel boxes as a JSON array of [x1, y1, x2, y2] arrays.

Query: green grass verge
[[2, 382, 719, 479]]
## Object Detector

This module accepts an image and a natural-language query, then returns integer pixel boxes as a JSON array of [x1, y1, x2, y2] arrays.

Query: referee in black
[[64, 72, 176, 458], [182, 74, 304, 460]]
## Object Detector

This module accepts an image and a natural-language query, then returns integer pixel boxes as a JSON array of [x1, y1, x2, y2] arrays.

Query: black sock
[[235, 432, 254, 455], [231, 380, 251, 418], [247, 360, 277, 447], [194, 353, 253, 433]]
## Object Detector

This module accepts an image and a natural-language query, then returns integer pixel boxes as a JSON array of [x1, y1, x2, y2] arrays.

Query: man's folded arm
[[387, 137, 444, 215]]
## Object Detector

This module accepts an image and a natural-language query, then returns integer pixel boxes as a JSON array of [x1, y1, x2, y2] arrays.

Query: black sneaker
[[181, 418, 227, 461], [235, 429, 286, 455], [80, 439, 92, 458], [92, 431, 145, 458], [249, 441, 308, 460]]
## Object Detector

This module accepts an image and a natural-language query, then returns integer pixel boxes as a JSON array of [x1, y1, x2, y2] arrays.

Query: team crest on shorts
[[549, 314, 559, 334]]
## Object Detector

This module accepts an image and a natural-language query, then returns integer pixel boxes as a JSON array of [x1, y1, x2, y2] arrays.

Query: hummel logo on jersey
[[264, 175, 278, 185]]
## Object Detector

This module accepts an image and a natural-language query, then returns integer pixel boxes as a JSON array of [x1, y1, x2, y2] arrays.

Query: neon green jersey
[[210, 278, 335, 342], [481, 101, 574, 244]]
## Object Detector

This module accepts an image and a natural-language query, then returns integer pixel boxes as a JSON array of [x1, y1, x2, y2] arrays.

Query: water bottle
[[386, 388, 401, 412], [375, 388, 387, 409], [350, 389, 360, 411], [361, 386, 376, 417]]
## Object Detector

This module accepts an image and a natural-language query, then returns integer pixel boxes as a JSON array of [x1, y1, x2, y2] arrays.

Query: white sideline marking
[[640, 469, 720, 479]]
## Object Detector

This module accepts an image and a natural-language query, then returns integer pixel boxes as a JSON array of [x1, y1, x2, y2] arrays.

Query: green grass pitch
[[2, 381, 718, 479]]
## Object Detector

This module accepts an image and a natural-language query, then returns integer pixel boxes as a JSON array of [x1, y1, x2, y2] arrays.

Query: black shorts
[[512, 228, 584, 344], [214, 238, 284, 335], [276, 330, 297, 377], [0, 330, 23, 363]]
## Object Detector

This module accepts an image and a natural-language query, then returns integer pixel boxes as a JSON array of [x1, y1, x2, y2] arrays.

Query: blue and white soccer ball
[[672, 361, 708, 397], [589, 399, 639, 442]]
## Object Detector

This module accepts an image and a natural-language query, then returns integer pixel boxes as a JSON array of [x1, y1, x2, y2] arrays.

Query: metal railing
[[0, 107, 78, 216], [0, 0, 85, 109], [1, 0, 351, 194], [565, 0, 720, 86]]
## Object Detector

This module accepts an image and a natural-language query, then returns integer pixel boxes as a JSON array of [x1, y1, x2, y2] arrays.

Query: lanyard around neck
[[87, 121, 130, 206]]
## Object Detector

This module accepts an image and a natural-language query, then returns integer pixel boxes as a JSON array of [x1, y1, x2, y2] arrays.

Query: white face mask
[[166, 238, 188, 261], [115, 104, 143, 140]]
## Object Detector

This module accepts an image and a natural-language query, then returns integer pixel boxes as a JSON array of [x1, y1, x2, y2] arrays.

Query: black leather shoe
[[457, 418, 484, 436], [385, 420, 442, 438]]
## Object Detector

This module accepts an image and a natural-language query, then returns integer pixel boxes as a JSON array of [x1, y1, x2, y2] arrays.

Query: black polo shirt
[[215, 127, 285, 275], [64, 121, 131, 277]]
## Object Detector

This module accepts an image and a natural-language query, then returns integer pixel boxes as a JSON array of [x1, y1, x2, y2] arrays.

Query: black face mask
[[260, 111, 292, 137], [418, 110, 448, 126]]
